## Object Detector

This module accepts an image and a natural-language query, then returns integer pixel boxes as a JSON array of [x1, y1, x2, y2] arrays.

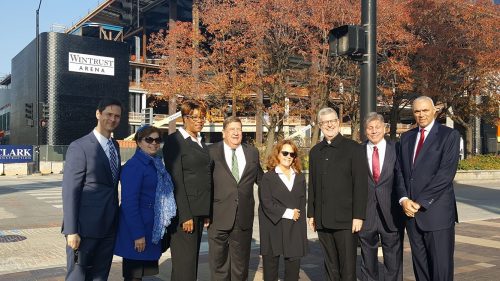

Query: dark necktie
[[107, 139, 118, 184], [372, 146, 380, 184], [413, 128, 426, 164], [231, 149, 239, 182]]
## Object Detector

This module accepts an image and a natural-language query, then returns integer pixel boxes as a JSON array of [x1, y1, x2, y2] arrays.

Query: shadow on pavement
[[455, 183, 500, 215]]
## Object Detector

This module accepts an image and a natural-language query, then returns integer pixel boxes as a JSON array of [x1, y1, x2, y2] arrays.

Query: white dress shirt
[[366, 138, 386, 176], [179, 127, 203, 148], [93, 129, 117, 162], [412, 119, 435, 161], [223, 142, 246, 179], [275, 166, 296, 220]]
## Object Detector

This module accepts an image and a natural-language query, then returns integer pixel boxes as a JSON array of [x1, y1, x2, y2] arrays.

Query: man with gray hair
[[208, 116, 263, 281], [396, 96, 460, 281], [307, 107, 367, 281], [359, 112, 404, 281]]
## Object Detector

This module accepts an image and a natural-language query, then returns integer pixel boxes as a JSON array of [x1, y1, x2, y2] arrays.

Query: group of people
[[62, 95, 460, 281]]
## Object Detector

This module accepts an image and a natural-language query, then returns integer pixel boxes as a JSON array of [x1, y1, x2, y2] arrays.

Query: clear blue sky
[[0, 1, 99, 76]]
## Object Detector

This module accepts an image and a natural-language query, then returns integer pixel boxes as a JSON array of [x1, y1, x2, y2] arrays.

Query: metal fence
[[39, 145, 137, 163]]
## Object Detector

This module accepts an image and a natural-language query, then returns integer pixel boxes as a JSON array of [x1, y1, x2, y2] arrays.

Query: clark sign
[[0, 145, 34, 163]]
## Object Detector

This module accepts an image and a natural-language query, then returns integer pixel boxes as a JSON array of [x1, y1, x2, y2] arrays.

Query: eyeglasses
[[185, 115, 206, 122], [319, 119, 338, 126], [281, 151, 297, 158], [143, 137, 162, 144]]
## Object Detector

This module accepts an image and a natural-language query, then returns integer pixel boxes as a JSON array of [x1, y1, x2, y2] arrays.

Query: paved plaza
[[0, 174, 499, 280]]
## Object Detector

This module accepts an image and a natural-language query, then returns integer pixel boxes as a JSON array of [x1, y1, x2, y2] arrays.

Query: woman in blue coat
[[114, 125, 176, 281]]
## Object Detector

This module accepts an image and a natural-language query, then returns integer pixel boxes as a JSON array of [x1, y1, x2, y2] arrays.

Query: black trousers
[[208, 210, 253, 281], [65, 235, 115, 281], [169, 216, 205, 281], [317, 228, 358, 281], [262, 255, 300, 281], [359, 207, 403, 281], [406, 219, 455, 281]]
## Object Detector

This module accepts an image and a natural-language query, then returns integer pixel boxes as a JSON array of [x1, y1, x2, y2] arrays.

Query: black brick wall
[[11, 32, 129, 145]]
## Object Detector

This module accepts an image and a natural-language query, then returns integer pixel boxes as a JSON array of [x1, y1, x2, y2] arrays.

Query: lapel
[[413, 123, 440, 169], [179, 131, 208, 155], [378, 140, 395, 183], [364, 143, 375, 184], [88, 132, 113, 183], [406, 128, 418, 171], [218, 142, 237, 183], [240, 144, 251, 178], [272, 169, 296, 194]]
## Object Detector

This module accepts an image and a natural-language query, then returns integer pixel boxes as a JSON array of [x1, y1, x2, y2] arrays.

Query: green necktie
[[231, 149, 240, 182]]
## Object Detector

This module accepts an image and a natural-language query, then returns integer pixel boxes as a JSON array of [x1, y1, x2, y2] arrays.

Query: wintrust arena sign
[[68, 52, 115, 76]]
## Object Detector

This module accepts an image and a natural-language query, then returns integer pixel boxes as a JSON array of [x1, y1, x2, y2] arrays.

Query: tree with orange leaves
[[409, 0, 500, 156]]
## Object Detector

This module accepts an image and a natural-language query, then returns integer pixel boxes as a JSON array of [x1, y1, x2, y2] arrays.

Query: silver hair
[[413, 96, 435, 107], [317, 107, 338, 122], [364, 112, 385, 128]]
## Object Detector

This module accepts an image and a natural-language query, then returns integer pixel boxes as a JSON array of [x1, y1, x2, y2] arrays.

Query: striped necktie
[[372, 146, 380, 184], [107, 139, 118, 184], [231, 149, 239, 182]]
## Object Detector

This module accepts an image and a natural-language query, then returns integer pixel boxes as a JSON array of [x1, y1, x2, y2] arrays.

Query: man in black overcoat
[[307, 107, 368, 281]]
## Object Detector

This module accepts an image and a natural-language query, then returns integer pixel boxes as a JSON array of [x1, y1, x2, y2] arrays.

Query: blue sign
[[0, 145, 33, 163]]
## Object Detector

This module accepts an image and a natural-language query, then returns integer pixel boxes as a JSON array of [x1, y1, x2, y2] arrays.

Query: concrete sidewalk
[[1, 218, 500, 280], [0, 175, 499, 280]]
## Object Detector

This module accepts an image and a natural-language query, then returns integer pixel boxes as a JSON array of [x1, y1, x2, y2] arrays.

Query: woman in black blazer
[[162, 100, 212, 281], [258, 139, 308, 281]]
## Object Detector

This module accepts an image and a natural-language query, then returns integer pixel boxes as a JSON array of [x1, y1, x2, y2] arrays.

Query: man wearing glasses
[[307, 107, 368, 281]]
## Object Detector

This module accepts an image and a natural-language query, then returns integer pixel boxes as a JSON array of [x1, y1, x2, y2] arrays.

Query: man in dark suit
[[396, 96, 460, 281], [208, 116, 263, 281], [62, 98, 122, 281], [359, 112, 404, 281], [163, 100, 212, 281], [307, 107, 367, 281]]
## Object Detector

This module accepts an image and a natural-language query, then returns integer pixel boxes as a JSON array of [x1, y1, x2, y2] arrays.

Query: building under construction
[[0, 0, 497, 154]]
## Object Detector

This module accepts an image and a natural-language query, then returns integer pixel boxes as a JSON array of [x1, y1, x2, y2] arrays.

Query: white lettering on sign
[[68, 52, 115, 76], [0, 149, 32, 159]]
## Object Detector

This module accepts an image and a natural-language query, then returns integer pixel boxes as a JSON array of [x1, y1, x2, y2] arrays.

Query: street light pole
[[360, 0, 377, 140], [34, 0, 42, 174]]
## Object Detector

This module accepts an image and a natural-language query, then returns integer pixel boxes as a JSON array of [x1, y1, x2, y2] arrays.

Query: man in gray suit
[[359, 112, 404, 281], [62, 98, 122, 281], [208, 116, 263, 281]]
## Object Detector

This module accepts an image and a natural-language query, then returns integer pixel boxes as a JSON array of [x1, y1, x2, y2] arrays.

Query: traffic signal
[[329, 25, 366, 56], [41, 103, 49, 120], [25, 103, 33, 120]]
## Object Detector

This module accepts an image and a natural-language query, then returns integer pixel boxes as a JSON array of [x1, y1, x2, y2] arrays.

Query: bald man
[[396, 96, 460, 281]]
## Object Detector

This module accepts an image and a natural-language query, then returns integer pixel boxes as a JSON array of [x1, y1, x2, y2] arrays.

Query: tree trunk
[[389, 100, 399, 141], [465, 124, 473, 158], [311, 125, 321, 146], [264, 123, 277, 161], [232, 94, 237, 117], [351, 120, 360, 142]]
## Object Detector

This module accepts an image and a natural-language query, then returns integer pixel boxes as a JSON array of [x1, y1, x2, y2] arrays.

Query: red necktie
[[372, 146, 380, 184], [413, 128, 426, 164]]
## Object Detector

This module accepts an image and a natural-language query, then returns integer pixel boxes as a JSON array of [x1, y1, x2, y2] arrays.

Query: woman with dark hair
[[114, 125, 176, 281], [162, 99, 212, 281], [258, 139, 308, 281]]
